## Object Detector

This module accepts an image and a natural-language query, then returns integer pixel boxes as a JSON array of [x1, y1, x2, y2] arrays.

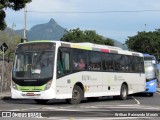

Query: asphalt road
[[0, 92, 160, 120]]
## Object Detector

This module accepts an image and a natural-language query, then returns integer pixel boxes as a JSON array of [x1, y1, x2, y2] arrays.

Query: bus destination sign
[[17, 43, 55, 52]]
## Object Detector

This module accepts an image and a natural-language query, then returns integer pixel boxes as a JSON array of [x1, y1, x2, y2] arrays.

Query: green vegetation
[[0, 0, 32, 30], [0, 29, 20, 91], [125, 29, 160, 61], [61, 28, 114, 46], [0, 29, 20, 58]]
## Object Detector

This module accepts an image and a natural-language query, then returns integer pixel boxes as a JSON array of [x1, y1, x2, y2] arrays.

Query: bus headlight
[[12, 81, 18, 90], [149, 82, 155, 86], [45, 81, 52, 90]]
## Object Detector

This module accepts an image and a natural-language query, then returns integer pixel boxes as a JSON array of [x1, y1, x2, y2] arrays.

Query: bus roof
[[20, 40, 143, 57], [143, 53, 156, 58], [59, 41, 143, 57]]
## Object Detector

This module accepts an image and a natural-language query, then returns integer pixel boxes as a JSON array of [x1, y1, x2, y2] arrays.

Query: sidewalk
[[0, 91, 11, 100]]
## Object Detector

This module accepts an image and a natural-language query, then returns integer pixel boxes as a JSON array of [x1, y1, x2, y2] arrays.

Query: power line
[[27, 9, 160, 14]]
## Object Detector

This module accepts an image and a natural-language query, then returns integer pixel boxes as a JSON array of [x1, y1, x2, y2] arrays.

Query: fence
[[0, 60, 12, 92]]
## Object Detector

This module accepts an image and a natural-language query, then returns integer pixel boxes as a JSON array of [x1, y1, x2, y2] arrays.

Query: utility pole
[[23, 3, 27, 42], [1, 46, 4, 93], [11, 23, 16, 41]]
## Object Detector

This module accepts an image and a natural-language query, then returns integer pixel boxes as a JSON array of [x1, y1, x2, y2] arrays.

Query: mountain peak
[[48, 18, 57, 25], [15, 18, 66, 41]]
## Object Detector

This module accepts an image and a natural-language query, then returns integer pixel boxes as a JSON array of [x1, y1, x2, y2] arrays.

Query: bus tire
[[34, 99, 48, 104], [120, 84, 128, 100], [67, 85, 84, 104]]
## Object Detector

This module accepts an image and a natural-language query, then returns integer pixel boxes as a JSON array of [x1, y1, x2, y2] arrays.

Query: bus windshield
[[12, 43, 55, 79], [144, 61, 156, 80]]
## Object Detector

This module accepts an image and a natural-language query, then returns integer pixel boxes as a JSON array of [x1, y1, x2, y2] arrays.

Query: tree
[[61, 28, 114, 46], [125, 29, 160, 61], [0, 30, 21, 91], [0, 29, 20, 57], [0, 0, 32, 30]]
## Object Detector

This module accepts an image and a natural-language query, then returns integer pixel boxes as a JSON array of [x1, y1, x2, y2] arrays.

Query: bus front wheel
[[66, 85, 84, 104], [120, 84, 128, 100]]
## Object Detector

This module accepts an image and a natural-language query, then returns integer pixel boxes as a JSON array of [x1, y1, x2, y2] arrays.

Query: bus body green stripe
[[71, 44, 92, 50], [17, 84, 46, 91]]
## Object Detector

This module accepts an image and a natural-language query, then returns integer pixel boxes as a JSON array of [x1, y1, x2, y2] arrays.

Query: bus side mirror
[[8, 51, 15, 63]]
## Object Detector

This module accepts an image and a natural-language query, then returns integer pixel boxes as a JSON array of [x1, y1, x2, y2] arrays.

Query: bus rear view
[[144, 54, 157, 96]]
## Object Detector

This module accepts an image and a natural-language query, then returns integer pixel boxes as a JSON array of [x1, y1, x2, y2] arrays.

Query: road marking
[[43, 116, 155, 120], [132, 96, 140, 105], [4, 104, 160, 112]]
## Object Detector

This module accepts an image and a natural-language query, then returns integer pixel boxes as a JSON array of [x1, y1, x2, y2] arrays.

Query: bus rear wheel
[[66, 85, 84, 104], [120, 84, 128, 100]]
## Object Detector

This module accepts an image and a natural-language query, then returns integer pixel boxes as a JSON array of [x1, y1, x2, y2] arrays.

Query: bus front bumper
[[145, 81, 157, 93], [11, 88, 56, 100]]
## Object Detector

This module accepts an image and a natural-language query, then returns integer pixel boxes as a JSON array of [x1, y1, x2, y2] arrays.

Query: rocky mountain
[[14, 18, 126, 48], [15, 18, 66, 41]]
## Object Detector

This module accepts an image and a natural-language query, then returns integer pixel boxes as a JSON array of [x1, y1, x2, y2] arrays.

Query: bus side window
[[57, 52, 63, 75], [137, 57, 144, 73], [114, 55, 121, 71], [72, 49, 87, 70], [102, 53, 114, 71], [125, 56, 133, 72], [89, 51, 101, 71]]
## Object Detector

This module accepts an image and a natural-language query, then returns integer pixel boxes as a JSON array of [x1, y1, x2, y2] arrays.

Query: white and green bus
[[11, 41, 146, 104]]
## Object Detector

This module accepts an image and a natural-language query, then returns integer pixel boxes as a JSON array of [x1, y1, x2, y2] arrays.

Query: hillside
[[113, 39, 128, 50], [15, 18, 66, 41], [15, 18, 125, 48]]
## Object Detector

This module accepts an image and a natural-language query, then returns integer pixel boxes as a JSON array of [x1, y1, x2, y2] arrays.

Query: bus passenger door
[[56, 47, 72, 98]]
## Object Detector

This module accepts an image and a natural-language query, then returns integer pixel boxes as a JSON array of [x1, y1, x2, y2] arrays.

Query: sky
[[5, 0, 160, 43]]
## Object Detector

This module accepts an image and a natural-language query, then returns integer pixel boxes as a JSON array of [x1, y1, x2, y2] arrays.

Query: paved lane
[[0, 93, 160, 119]]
